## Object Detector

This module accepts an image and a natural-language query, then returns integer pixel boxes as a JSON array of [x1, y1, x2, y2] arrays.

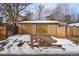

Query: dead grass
[[68, 37, 79, 44]]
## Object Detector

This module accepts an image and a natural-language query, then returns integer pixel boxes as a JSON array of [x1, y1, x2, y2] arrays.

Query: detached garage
[[16, 21, 59, 37]]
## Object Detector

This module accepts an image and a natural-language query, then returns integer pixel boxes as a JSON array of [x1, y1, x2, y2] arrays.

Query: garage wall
[[18, 23, 59, 36], [48, 24, 58, 36], [18, 23, 36, 35], [37, 24, 48, 35]]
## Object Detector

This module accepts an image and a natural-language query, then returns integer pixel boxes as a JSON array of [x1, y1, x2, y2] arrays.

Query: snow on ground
[[0, 34, 79, 55]]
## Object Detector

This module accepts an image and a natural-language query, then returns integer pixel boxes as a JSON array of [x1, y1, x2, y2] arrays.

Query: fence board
[[0, 26, 7, 39]]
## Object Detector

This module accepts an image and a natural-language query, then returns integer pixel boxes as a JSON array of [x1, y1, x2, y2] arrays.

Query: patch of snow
[[51, 36, 79, 54], [8, 34, 31, 42], [68, 23, 79, 26], [21, 42, 39, 54], [0, 35, 79, 55], [20, 35, 31, 42], [16, 21, 59, 24], [0, 40, 6, 43], [9, 42, 24, 54], [33, 43, 39, 45], [52, 36, 76, 46]]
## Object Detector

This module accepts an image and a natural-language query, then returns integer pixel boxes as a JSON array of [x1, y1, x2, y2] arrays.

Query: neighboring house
[[46, 15, 55, 20], [16, 16, 27, 22]]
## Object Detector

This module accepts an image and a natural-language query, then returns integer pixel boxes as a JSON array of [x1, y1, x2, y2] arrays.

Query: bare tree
[[24, 10, 33, 21], [46, 3, 77, 24], [52, 4, 70, 20], [34, 4, 49, 20], [0, 3, 30, 23], [77, 16, 79, 23]]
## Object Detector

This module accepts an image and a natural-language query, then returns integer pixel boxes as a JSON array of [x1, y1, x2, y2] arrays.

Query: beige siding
[[19, 24, 36, 35], [37, 24, 48, 35], [18, 23, 71, 38], [48, 24, 57, 36], [18, 23, 58, 36], [57, 27, 66, 38]]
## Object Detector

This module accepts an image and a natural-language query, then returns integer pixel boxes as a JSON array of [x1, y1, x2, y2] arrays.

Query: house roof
[[46, 15, 55, 20], [16, 20, 59, 24], [68, 23, 79, 26]]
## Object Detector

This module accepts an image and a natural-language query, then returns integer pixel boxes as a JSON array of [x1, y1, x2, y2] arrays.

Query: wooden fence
[[57, 26, 66, 38], [0, 24, 19, 39], [67, 26, 79, 37], [0, 26, 7, 39], [1, 23, 79, 39], [17, 23, 79, 38]]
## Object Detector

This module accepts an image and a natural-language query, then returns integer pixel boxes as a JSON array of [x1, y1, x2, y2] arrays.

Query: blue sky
[[69, 3, 79, 13], [27, 3, 79, 15]]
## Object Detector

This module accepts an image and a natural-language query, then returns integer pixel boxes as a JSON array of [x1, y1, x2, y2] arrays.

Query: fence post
[[65, 25, 67, 37]]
